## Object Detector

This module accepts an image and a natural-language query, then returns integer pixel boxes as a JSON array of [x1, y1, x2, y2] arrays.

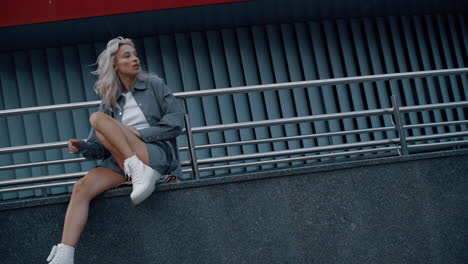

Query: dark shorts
[[96, 141, 173, 176]]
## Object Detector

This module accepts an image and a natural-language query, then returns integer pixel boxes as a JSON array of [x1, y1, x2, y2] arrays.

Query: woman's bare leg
[[89, 112, 149, 164], [61, 167, 125, 247], [61, 113, 153, 247]]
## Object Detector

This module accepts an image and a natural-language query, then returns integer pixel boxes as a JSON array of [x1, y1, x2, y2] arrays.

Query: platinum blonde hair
[[92, 36, 160, 112]]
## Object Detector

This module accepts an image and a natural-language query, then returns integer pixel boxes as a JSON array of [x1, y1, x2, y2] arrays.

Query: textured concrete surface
[[1, 150, 467, 264]]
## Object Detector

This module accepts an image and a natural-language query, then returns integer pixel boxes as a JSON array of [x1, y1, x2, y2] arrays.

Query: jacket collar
[[134, 79, 147, 90], [116, 79, 147, 100]]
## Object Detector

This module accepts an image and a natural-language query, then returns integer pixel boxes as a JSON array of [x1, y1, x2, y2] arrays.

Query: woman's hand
[[68, 139, 81, 154], [128, 126, 141, 138]]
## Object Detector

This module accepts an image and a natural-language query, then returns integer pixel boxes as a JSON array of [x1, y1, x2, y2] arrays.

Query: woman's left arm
[[139, 79, 185, 142]]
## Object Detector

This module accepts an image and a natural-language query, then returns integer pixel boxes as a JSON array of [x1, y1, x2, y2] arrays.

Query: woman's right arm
[[73, 104, 111, 160], [77, 127, 110, 160]]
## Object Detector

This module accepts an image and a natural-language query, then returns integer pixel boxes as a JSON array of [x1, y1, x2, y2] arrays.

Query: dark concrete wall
[[1, 150, 467, 263]]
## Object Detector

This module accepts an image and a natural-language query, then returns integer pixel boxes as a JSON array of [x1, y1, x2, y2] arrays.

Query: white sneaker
[[47, 243, 74, 264], [124, 154, 161, 205]]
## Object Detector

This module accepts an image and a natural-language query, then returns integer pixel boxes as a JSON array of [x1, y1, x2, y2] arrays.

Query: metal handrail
[[191, 108, 393, 133], [391, 95, 408, 155], [4, 108, 466, 172], [182, 139, 468, 173], [0, 181, 79, 194], [3, 122, 466, 188], [0, 172, 86, 187], [184, 146, 399, 173], [404, 120, 468, 129], [3, 126, 395, 171], [1, 104, 467, 172], [1, 68, 468, 195], [179, 126, 396, 151], [0, 108, 393, 155], [4, 138, 468, 194], [400, 101, 468, 112], [0, 100, 100, 117], [194, 139, 401, 164], [4, 99, 464, 155], [175, 68, 468, 98], [406, 131, 468, 142], [1, 68, 467, 117], [406, 139, 468, 151], [0, 141, 403, 192], [0, 170, 172, 189], [0, 141, 68, 155], [0, 158, 86, 171]]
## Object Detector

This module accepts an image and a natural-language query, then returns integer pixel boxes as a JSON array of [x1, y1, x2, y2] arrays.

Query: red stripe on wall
[[0, 0, 251, 28]]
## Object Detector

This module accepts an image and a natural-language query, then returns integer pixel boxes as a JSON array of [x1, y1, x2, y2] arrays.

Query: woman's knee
[[89, 112, 108, 128], [72, 178, 93, 201]]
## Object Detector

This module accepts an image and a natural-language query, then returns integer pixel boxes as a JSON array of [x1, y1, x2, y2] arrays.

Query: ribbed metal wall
[[1, 13, 467, 200]]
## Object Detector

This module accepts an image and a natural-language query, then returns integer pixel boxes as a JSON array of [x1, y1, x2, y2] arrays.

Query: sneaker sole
[[130, 171, 160, 206]]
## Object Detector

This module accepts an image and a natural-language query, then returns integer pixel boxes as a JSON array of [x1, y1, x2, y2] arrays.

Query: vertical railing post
[[391, 94, 409, 155], [182, 98, 200, 180]]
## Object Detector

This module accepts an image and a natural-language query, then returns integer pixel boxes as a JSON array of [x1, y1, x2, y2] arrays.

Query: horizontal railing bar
[[400, 101, 468, 113], [179, 126, 396, 151], [0, 141, 68, 154], [181, 146, 398, 173], [180, 161, 191, 167], [0, 181, 78, 194], [3, 120, 460, 157], [1, 102, 463, 153], [0, 157, 87, 171], [406, 131, 468, 142], [179, 139, 399, 167], [0, 107, 393, 154], [4, 140, 467, 192], [0, 172, 86, 187], [406, 139, 468, 151], [0, 171, 176, 189], [175, 68, 468, 98], [0, 100, 100, 117], [189, 101, 466, 134], [5, 121, 455, 158], [404, 120, 468, 129], [1, 102, 464, 155], [2, 69, 466, 118], [196, 139, 400, 164], [192, 108, 393, 133], [4, 139, 399, 166], [181, 138, 468, 174], [1, 141, 193, 158], [195, 146, 398, 172], [191, 101, 467, 134], [181, 131, 468, 167]]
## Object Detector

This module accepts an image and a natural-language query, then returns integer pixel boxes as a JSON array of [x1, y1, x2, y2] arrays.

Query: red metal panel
[[0, 0, 251, 28]]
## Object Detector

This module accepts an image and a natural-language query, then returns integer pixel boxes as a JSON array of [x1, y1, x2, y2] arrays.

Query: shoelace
[[47, 245, 60, 262], [126, 161, 143, 184]]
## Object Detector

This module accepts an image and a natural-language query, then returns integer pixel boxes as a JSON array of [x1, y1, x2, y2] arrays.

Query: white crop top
[[121, 91, 150, 130]]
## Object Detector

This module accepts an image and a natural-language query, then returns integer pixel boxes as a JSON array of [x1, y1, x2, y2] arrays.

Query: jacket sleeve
[[139, 79, 185, 142], [76, 104, 111, 160]]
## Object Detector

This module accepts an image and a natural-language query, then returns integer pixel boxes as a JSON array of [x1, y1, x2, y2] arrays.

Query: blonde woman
[[46, 37, 184, 264]]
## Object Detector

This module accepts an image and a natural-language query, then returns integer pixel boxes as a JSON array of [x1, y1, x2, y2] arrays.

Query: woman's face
[[114, 44, 140, 77]]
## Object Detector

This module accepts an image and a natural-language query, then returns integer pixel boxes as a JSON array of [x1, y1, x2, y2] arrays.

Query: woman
[[46, 37, 185, 264]]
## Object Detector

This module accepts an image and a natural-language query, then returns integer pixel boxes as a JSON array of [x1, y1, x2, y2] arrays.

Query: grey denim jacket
[[77, 77, 185, 176]]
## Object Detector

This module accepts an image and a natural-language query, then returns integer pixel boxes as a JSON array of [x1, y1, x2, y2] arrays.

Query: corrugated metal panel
[[1, 13, 467, 200], [222, 28, 259, 172], [205, 30, 243, 173], [1, 0, 466, 53]]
